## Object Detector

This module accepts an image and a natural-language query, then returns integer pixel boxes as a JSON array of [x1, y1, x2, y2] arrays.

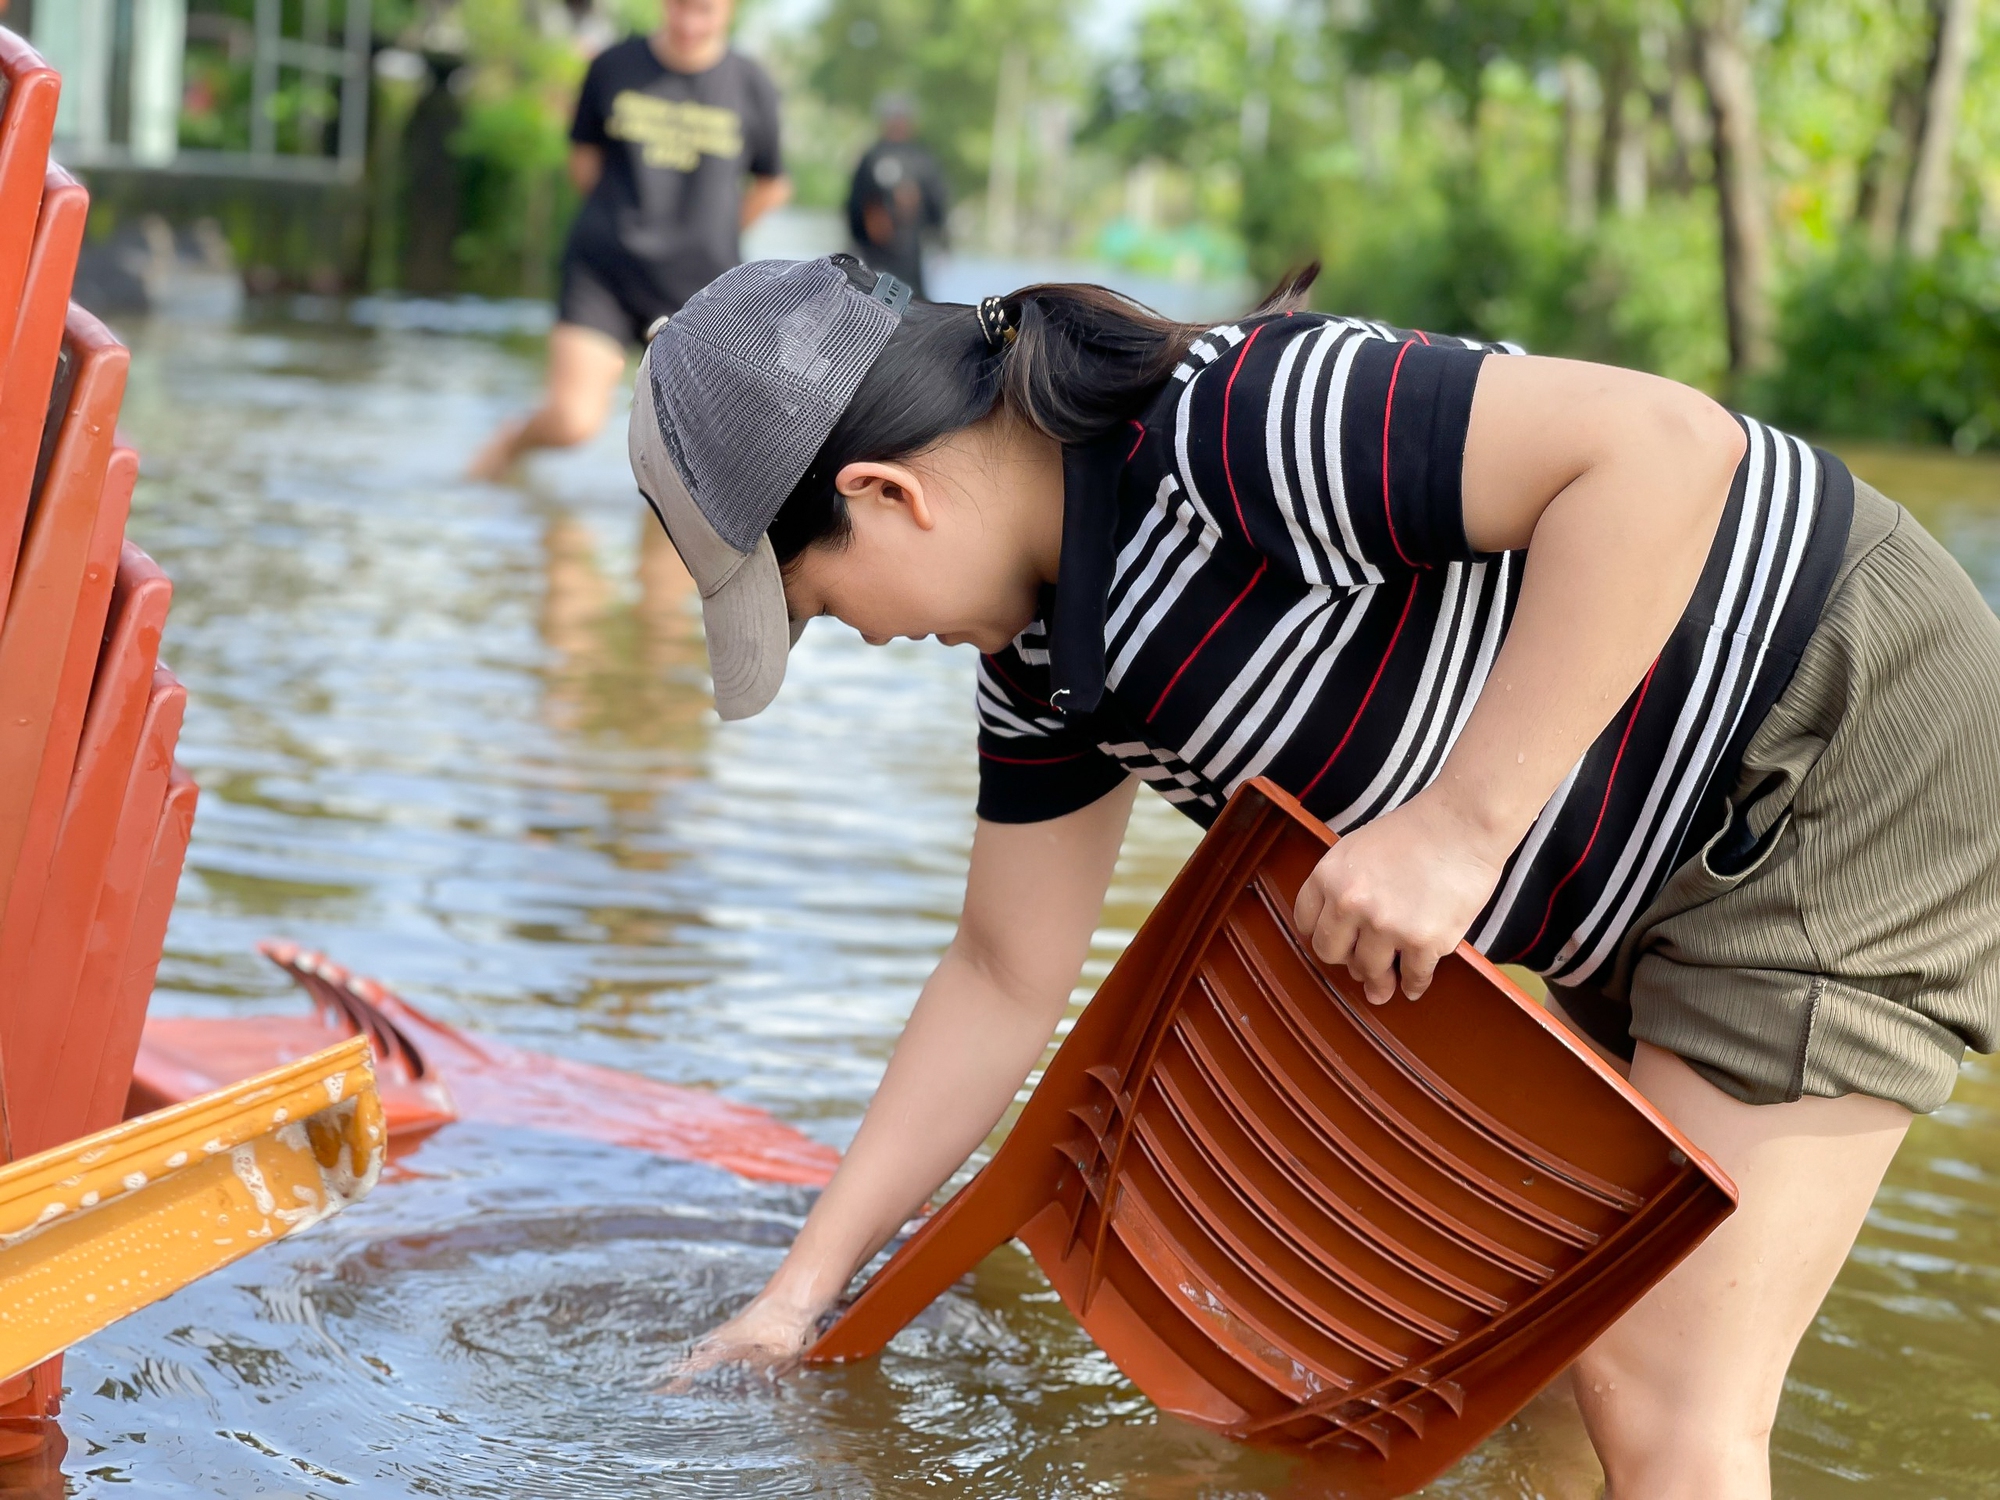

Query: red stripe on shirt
[[1221, 324, 1269, 544], [1380, 340, 1417, 567], [978, 748, 1089, 766], [1126, 419, 1147, 462], [981, 652, 1055, 711], [1298, 575, 1420, 802], [1509, 661, 1659, 961], [1148, 560, 1268, 720]]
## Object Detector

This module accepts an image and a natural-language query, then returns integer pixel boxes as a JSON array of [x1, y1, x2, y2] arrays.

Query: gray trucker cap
[[629, 256, 910, 719]]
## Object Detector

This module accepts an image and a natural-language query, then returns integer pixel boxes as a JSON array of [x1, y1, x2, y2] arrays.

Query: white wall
[[35, 0, 183, 165]]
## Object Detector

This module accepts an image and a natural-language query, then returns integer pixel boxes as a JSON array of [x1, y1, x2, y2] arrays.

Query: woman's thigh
[[1571, 1041, 1910, 1499]]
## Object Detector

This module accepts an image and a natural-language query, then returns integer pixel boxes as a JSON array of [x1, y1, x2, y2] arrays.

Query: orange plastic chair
[[0, 166, 87, 616], [0, 450, 138, 985], [0, 29, 59, 399], [0, 540, 167, 1146], [0, 309, 130, 927], [808, 779, 1736, 1497], [30, 665, 187, 1157], [85, 767, 198, 1135], [131, 942, 846, 1187]]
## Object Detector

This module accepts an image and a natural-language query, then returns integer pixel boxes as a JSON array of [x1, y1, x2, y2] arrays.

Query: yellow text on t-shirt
[[607, 92, 744, 171]]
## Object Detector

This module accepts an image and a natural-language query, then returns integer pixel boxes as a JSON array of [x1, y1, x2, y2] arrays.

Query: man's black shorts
[[556, 250, 672, 348]]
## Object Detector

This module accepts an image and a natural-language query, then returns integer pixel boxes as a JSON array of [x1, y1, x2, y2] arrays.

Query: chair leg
[[804, 1152, 1060, 1364]]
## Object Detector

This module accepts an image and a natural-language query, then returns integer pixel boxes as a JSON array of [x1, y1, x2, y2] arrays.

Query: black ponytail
[[767, 262, 1321, 568]]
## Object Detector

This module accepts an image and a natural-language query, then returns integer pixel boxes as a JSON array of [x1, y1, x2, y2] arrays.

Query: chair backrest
[[0, 445, 135, 994], [0, 30, 201, 1444], [0, 29, 59, 401], [30, 664, 187, 1158], [0, 308, 130, 923], [86, 767, 199, 1136], [0, 543, 169, 1158], [0, 165, 88, 618], [809, 778, 1736, 1497]]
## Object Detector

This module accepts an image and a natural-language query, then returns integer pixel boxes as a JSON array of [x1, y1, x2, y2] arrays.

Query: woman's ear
[[833, 460, 936, 531]]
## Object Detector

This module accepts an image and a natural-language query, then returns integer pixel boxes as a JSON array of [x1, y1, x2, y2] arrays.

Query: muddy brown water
[[13, 306, 1999, 1497]]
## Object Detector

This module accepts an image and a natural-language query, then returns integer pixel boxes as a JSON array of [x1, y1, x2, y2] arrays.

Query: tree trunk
[[1594, 41, 1632, 216], [1691, 0, 1773, 382], [985, 46, 1028, 256], [1658, 25, 1706, 197], [1562, 57, 1600, 233], [1856, 80, 1921, 254], [1904, 0, 1981, 258]]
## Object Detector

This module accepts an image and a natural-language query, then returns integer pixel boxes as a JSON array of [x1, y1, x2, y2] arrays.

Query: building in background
[[23, 0, 371, 181]]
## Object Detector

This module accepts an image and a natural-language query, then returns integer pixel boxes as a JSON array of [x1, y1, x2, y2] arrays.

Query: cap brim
[[700, 532, 794, 721], [630, 346, 803, 721]]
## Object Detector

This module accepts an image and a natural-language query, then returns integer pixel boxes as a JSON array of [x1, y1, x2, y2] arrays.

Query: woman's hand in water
[[1292, 792, 1510, 1005], [663, 1292, 824, 1388]]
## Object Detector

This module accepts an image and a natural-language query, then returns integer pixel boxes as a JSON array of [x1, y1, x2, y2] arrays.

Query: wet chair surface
[[0, 29, 60, 395], [807, 778, 1736, 1497]]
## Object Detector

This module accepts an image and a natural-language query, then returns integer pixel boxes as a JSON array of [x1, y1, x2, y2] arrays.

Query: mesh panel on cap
[[649, 259, 900, 554]]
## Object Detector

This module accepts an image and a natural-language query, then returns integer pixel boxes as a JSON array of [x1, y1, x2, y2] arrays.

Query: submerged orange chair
[[808, 779, 1736, 1497], [132, 942, 845, 1187]]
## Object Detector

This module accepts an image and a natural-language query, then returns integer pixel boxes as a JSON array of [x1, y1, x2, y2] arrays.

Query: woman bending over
[[630, 256, 2000, 1499]]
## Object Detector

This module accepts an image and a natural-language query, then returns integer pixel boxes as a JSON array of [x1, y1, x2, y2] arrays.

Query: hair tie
[[977, 295, 1017, 351]]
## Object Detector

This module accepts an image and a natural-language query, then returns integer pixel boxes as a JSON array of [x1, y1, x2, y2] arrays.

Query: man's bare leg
[[469, 322, 629, 480], [1572, 1042, 1911, 1499]]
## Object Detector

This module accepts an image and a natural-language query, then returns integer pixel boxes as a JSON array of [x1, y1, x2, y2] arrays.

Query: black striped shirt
[[975, 311, 1853, 984]]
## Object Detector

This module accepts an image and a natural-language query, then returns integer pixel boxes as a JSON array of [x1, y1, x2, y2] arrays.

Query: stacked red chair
[[0, 29, 200, 1459]]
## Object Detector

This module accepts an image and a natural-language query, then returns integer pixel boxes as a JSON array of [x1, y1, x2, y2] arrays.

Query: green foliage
[[180, 0, 373, 155], [805, 0, 1074, 198], [442, 0, 587, 297], [333, 0, 2000, 450], [1344, 0, 1572, 101], [1088, 0, 1253, 171], [1764, 241, 2000, 450]]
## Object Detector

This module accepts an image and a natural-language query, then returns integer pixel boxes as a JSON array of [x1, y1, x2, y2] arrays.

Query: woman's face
[[780, 420, 1064, 656]]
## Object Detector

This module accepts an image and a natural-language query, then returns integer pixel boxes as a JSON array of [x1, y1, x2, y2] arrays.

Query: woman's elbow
[[1658, 387, 1746, 504]]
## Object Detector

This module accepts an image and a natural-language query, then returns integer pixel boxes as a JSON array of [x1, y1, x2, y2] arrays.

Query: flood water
[[17, 302, 2000, 1497]]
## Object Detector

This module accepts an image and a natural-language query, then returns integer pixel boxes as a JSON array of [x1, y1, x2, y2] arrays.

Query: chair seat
[[808, 778, 1736, 1497]]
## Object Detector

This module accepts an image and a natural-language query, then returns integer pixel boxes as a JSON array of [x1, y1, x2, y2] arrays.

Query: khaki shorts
[[1552, 481, 2000, 1114]]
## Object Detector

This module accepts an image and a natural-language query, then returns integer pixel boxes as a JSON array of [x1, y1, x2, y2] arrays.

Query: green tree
[[806, 0, 1074, 200]]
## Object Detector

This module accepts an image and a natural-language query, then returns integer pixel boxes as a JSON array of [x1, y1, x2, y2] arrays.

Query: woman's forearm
[[751, 789, 1135, 1321], [754, 941, 1073, 1317]]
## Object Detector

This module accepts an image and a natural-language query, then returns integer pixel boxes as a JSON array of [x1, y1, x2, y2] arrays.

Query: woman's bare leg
[[1573, 1042, 1911, 1499], [469, 322, 629, 479]]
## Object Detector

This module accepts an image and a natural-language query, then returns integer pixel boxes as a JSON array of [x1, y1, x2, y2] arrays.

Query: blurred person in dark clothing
[[845, 96, 948, 300], [471, 0, 789, 480]]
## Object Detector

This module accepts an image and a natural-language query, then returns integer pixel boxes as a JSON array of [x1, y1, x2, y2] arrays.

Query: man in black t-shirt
[[846, 97, 948, 299], [470, 0, 788, 480]]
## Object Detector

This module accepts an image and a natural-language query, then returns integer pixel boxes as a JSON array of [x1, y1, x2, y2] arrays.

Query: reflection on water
[[15, 308, 2000, 1497]]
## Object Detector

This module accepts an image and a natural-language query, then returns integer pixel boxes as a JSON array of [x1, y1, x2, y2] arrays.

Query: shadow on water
[[12, 302, 1999, 1497]]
